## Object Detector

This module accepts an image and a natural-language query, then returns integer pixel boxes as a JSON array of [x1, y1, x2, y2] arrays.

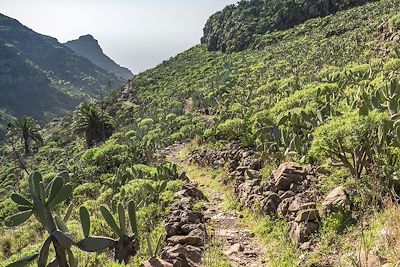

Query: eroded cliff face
[[201, 0, 376, 53], [64, 35, 133, 80]]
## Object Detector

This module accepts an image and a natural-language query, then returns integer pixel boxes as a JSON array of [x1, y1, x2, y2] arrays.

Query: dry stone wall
[[188, 142, 328, 247]]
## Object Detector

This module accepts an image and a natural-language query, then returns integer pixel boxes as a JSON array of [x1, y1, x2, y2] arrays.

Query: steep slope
[[64, 34, 133, 80], [201, 0, 375, 52], [0, 13, 125, 124]]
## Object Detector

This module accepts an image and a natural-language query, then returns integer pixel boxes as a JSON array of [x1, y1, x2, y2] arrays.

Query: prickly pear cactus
[[5, 171, 131, 267]]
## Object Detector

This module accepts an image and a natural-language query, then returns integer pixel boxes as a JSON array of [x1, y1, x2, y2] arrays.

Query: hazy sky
[[1, 0, 237, 73]]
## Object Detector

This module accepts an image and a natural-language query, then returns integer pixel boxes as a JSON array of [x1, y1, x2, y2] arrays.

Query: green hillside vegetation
[[1, 0, 400, 265], [201, 0, 375, 52]]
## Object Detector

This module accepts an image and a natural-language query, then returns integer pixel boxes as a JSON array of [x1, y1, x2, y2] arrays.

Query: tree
[[13, 116, 43, 156], [75, 102, 114, 148]]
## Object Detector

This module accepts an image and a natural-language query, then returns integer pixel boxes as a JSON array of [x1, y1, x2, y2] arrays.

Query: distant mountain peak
[[65, 35, 133, 80]]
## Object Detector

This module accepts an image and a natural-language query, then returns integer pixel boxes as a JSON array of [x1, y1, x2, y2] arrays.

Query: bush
[[81, 139, 127, 173], [309, 111, 389, 179], [216, 118, 245, 140], [389, 13, 400, 30]]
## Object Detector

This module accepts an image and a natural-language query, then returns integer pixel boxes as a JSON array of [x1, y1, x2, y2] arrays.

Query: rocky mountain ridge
[[64, 35, 133, 80]]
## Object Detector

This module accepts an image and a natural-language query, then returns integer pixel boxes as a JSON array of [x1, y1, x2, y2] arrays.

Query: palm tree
[[14, 116, 44, 155], [75, 102, 114, 148]]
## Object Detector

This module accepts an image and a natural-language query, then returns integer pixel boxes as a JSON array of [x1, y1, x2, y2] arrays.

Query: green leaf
[[128, 201, 138, 236], [396, 126, 400, 143], [79, 206, 91, 237], [146, 232, 154, 257], [359, 104, 369, 116], [159, 181, 168, 193], [5, 210, 32, 227], [67, 249, 77, 267], [63, 203, 74, 223], [118, 203, 126, 235], [29, 171, 42, 200], [38, 182, 45, 203], [38, 236, 51, 267], [76, 236, 115, 252], [6, 253, 38, 267], [100, 205, 123, 237], [48, 184, 72, 208], [47, 176, 64, 205], [55, 215, 69, 233], [154, 233, 163, 257], [17, 206, 32, 212], [11, 193, 32, 207]]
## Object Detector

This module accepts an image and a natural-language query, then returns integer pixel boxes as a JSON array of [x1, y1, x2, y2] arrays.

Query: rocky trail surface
[[163, 144, 267, 267]]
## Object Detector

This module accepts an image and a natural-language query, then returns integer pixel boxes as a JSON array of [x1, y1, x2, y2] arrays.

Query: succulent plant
[[99, 201, 140, 264], [5, 171, 140, 267]]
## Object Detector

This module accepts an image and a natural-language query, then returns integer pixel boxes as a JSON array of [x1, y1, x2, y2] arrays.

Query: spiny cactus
[[146, 232, 163, 259], [5, 172, 140, 267], [6, 171, 80, 267], [99, 201, 140, 263]]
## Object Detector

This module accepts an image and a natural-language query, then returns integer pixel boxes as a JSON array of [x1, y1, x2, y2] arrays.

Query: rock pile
[[160, 183, 208, 267], [188, 143, 324, 246]]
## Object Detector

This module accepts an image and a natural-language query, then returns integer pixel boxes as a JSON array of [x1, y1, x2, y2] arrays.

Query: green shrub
[[216, 118, 245, 140], [389, 13, 400, 30], [309, 111, 389, 179]]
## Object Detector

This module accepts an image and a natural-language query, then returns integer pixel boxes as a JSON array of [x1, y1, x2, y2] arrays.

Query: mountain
[[0, 13, 125, 126], [64, 34, 133, 80], [2, 0, 400, 266]]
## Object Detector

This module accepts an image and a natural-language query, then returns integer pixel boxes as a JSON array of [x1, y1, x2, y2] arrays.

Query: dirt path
[[164, 144, 267, 267]]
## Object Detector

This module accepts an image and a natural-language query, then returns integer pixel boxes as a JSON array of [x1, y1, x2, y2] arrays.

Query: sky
[[0, 0, 237, 74]]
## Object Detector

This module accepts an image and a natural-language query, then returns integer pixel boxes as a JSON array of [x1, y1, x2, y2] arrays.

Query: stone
[[299, 202, 317, 210], [280, 190, 295, 200], [181, 224, 204, 235], [165, 222, 183, 237], [295, 209, 320, 222], [289, 221, 319, 244], [288, 197, 303, 213], [167, 235, 204, 246], [274, 162, 306, 190], [225, 243, 244, 255], [141, 258, 173, 267], [188, 228, 206, 240], [161, 244, 203, 266], [260, 192, 281, 215], [321, 186, 349, 214], [277, 198, 292, 218]]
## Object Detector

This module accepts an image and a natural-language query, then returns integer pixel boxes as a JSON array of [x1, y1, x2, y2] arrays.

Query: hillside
[[64, 35, 133, 80], [0, 13, 125, 127], [201, 0, 375, 52], [1, 0, 400, 266]]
